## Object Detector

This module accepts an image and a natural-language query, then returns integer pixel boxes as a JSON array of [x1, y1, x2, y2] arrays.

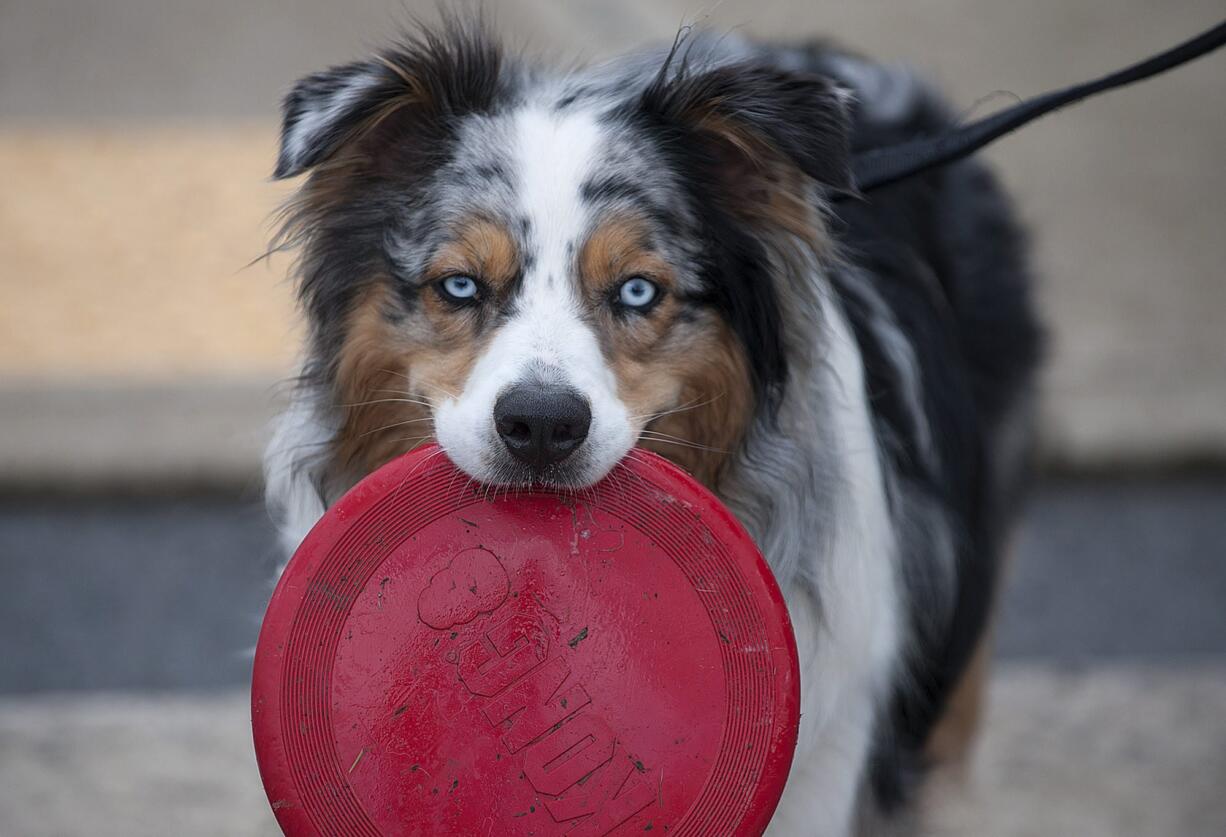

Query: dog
[[263, 18, 1042, 835]]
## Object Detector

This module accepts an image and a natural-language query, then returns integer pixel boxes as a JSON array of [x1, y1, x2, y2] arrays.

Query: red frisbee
[[252, 444, 799, 836]]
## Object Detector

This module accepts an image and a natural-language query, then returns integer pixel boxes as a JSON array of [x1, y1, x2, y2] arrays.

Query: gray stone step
[[3, 478, 1226, 694], [2, 664, 1224, 836]]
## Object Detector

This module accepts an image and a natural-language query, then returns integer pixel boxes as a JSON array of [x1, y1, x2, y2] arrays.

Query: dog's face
[[276, 26, 851, 492], [380, 106, 743, 490]]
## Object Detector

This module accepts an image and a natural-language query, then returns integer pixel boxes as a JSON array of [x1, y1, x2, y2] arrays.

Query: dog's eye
[[437, 275, 481, 303], [616, 276, 659, 310]]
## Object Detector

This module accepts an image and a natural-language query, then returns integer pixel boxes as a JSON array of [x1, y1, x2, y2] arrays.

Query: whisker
[[367, 387, 434, 402], [392, 442, 448, 506], [638, 436, 723, 453], [356, 416, 436, 438], [446, 460, 467, 496], [339, 397, 434, 410], [637, 430, 726, 454], [629, 392, 725, 423], [619, 450, 654, 491], [417, 380, 459, 400], [413, 446, 448, 471], [386, 434, 436, 449]]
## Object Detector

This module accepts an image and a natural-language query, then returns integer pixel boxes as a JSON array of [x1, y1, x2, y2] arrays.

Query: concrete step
[[2, 664, 1224, 836], [5, 477, 1226, 694]]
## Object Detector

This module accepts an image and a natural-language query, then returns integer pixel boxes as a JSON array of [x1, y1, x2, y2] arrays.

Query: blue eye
[[617, 277, 658, 310], [439, 275, 479, 302]]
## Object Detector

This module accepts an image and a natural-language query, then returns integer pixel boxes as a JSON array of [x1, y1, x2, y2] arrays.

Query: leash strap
[[847, 19, 1226, 194]]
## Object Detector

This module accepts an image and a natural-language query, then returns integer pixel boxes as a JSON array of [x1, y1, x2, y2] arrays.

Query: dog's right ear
[[274, 23, 504, 179], [275, 61, 391, 179]]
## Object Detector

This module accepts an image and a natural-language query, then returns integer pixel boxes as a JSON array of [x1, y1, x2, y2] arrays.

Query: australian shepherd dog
[[264, 18, 1041, 835]]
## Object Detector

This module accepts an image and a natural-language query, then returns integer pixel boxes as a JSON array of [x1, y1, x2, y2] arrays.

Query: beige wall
[[1, 0, 1223, 484]]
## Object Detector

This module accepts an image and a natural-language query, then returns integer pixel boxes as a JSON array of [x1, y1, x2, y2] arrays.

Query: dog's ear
[[274, 23, 504, 179], [639, 54, 853, 195], [275, 60, 389, 178]]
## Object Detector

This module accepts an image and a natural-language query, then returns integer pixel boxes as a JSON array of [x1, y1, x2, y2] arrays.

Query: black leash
[[846, 19, 1226, 195]]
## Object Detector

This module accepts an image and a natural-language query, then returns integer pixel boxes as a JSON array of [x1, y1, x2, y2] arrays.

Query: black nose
[[494, 385, 592, 469]]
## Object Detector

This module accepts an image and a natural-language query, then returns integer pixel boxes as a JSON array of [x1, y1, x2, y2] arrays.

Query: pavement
[[4, 477, 1226, 694], [3, 664, 1223, 837], [2, 477, 1225, 835]]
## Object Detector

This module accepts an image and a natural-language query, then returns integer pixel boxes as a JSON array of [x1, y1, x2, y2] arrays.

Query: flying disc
[[252, 444, 799, 836]]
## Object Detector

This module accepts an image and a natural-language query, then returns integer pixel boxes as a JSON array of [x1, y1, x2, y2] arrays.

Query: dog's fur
[[264, 19, 1042, 835]]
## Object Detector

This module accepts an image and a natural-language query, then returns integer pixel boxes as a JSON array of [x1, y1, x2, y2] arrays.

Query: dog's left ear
[[639, 58, 853, 195]]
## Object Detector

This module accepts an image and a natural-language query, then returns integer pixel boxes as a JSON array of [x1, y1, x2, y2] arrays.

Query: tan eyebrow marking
[[427, 217, 520, 293], [577, 214, 673, 298]]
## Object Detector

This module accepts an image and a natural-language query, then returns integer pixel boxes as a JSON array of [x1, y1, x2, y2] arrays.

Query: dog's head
[[276, 22, 850, 493]]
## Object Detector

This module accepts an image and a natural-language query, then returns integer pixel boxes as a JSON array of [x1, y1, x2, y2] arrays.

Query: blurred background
[[1, 1, 1223, 835]]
